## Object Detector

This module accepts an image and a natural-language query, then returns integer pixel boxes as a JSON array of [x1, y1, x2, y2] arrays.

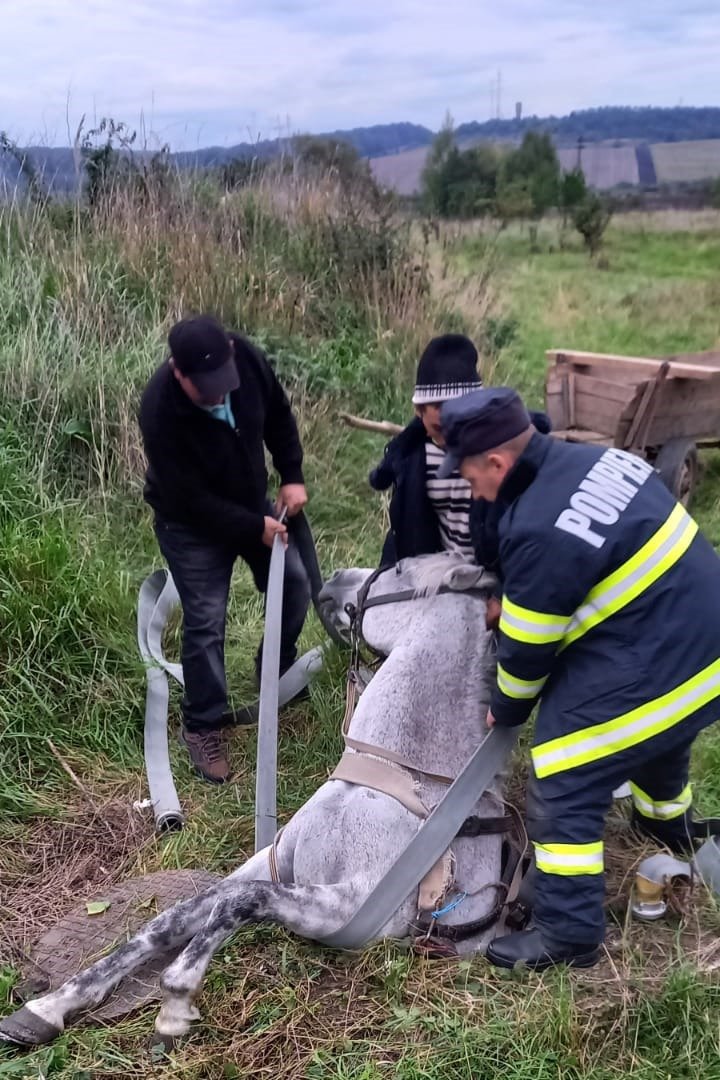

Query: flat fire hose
[[137, 513, 326, 835], [316, 725, 519, 949], [255, 526, 286, 852], [137, 569, 186, 833]]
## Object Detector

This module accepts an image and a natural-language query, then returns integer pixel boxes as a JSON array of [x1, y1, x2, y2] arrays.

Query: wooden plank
[[546, 370, 631, 436], [662, 350, 720, 369], [571, 373, 636, 405], [649, 379, 720, 420], [552, 430, 611, 445], [624, 361, 670, 450], [560, 370, 570, 430], [572, 391, 626, 435], [645, 410, 720, 445], [547, 349, 720, 381], [614, 384, 648, 448], [545, 371, 569, 430], [568, 371, 577, 428]]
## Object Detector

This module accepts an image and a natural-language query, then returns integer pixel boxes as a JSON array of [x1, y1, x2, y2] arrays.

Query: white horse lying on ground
[[0, 553, 508, 1051]]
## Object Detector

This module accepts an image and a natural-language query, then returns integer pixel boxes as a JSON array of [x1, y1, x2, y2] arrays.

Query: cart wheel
[[654, 439, 698, 508]]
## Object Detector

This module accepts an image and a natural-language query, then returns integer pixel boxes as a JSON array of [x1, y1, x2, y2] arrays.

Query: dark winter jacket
[[369, 412, 551, 572], [491, 432, 720, 786], [139, 334, 303, 548]]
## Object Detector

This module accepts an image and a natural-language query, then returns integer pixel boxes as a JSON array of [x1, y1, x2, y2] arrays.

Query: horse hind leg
[[155, 880, 361, 1043]]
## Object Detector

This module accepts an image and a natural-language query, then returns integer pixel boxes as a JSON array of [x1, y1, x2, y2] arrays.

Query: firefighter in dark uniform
[[438, 387, 720, 971]]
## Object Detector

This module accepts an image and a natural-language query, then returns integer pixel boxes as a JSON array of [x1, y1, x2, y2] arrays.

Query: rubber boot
[[486, 928, 600, 971], [631, 809, 695, 855]]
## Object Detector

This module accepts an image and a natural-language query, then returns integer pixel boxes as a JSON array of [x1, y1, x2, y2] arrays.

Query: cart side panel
[[546, 364, 638, 439], [643, 376, 720, 446]]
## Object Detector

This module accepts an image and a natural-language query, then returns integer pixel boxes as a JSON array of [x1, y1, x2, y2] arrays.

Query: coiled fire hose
[[137, 512, 335, 834]]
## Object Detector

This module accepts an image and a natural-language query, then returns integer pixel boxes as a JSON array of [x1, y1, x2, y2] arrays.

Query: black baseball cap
[[438, 388, 531, 478], [168, 316, 240, 398]]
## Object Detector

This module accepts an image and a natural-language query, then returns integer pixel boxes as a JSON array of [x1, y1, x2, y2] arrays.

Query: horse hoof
[[149, 1030, 180, 1056], [0, 1006, 62, 1047]]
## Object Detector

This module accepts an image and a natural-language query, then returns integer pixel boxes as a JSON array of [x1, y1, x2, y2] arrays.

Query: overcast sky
[[2, 0, 719, 149]]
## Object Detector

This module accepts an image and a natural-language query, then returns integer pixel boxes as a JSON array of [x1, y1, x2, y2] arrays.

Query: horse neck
[[347, 603, 494, 779]]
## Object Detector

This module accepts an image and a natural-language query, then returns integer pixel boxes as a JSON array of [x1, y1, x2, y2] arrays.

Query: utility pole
[[576, 135, 585, 172]]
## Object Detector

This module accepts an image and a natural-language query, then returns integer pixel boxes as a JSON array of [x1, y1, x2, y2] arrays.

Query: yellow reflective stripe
[[496, 664, 547, 701], [630, 782, 692, 821], [563, 505, 698, 649], [532, 656, 720, 778], [500, 596, 568, 646], [534, 841, 604, 876]]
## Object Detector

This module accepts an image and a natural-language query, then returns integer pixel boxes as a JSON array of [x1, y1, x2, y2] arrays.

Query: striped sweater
[[425, 441, 474, 557]]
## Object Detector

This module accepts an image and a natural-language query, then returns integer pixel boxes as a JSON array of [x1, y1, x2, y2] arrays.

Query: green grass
[[2, 195, 720, 1078], [454, 216, 720, 402]]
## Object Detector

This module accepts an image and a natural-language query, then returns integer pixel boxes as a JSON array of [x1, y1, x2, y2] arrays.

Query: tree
[[559, 167, 588, 222], [494, 176, 533, 227], [80, 117, 136, 206], [439, 145, 499, 217], [572, 193, 613, 256], [499, 131, 560, 218], [420, 114, 500, 218], [420, 112, 455, 215], [0, 131, 45, 202], [292, 135, 377, 199]]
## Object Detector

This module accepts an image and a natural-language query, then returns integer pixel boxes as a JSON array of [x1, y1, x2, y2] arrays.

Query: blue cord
[[431, 891, 468, 920]]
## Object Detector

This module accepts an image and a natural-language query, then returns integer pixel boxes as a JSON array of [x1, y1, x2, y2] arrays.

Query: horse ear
[[444, 564, 499, 595]]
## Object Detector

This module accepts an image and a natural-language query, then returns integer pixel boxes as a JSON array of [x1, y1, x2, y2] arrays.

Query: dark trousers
[[526, 726, 701, 946], [155, 515, 311, 732]]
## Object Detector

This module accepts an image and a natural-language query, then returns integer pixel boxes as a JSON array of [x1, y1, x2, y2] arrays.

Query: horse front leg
[[0, 850, 273, 1049], [155, 880, 362, 1045], [0, 890, 222, 1048]]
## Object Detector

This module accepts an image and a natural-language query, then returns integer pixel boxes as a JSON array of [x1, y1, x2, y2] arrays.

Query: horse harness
[[268, 565, 531, 948]]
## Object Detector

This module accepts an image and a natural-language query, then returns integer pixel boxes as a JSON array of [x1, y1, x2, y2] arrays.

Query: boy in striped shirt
[[370, 334, 550, 599]]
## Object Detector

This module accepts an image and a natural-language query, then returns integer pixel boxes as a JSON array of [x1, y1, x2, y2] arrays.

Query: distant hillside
[[370, 137, 720, 196], [1, 122, 433, 194], [5, 107, 720, 196], [455, 106, 720, 147], [370, 108, 720, 196]]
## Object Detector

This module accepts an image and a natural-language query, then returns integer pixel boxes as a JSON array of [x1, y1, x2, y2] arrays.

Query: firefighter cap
[[438, 387, 531, 478]]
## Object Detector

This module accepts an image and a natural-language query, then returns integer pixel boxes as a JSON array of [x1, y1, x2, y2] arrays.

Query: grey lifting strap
[[316, 724, 518, 949], [255, 529, 286, 852]]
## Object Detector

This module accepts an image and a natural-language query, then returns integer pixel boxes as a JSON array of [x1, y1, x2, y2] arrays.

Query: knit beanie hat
[[411, 334, 482, 406]]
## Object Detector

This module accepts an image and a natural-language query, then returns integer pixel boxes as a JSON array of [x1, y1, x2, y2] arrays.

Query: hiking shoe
[[486, 928, 600, 971], [180, 728, 231, 784]]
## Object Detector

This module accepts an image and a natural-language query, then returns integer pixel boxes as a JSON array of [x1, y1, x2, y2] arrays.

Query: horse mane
[[406, 553, 468, 596], [405, 553, 499, 598]]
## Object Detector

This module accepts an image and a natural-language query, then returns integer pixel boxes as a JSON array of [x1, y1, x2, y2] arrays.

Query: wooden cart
[[546, 348, 720, 507]]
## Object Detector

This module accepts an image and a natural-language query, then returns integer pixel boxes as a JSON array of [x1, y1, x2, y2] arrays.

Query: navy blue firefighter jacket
[[491, 432, 720, 791]]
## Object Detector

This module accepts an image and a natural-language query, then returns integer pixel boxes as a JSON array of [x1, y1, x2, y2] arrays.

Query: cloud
[[1, 0, 719, 148]]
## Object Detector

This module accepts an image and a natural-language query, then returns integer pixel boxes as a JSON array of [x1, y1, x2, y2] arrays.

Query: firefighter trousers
[[526, 730, 697, 945]]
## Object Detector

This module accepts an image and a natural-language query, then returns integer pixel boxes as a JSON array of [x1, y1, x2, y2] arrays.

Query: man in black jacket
[[369, 334, 550, 589], [139, 316, 311, 783]]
